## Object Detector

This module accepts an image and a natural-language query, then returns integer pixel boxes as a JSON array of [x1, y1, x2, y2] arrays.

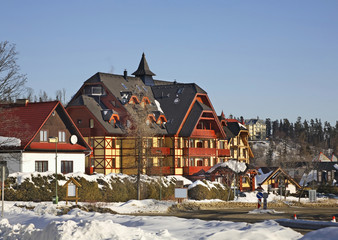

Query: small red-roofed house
[[0, 100, 91, 174]]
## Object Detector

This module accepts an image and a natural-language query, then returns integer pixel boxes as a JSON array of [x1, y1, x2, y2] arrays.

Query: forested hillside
[[251, 117, 338, 169]]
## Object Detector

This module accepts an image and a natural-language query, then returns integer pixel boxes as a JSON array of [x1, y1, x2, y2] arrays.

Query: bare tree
[[55, 88, 67, 105], [0, 41, 27, 102], [126, 106, 159, 200]]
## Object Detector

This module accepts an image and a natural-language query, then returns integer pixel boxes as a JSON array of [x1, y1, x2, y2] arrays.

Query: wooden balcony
[[191, 129, 216, 138], [150, 147, 171, 156], [147, 166, 173, 175], [183, 166, 211, 176], [183, 148, 216, 156], [217, 148, 230, 157]]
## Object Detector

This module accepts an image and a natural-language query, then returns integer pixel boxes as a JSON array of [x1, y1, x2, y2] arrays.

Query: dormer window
[[141, 97, 151, 108], [92, 86, 103, 96], [146, 114, 156, 125], [129, 96, 140, 104]]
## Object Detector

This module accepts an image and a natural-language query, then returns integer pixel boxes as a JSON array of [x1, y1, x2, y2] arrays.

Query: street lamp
[[49, 137, 58, 204]]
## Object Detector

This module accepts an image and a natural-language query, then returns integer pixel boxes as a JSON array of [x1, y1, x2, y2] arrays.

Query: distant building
[[256, 167, 301, 194], [219, 113, 254, 164], [245, 118, 266, 141]]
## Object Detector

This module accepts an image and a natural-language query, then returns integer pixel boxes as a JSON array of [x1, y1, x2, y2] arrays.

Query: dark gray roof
[[317, 162, 338, 171], [132, 53, 156, 76], [151, 83, 206, 135], [72, 72, 169, 136], [69, 95, 124, 135], [179, 101, 203, 137]]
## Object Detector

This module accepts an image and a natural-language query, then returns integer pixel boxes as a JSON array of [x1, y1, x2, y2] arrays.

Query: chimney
[[124, 69, 128, 81], [16, 99, 29, 106]]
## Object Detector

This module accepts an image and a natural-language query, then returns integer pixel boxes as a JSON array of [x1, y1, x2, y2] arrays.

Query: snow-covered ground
[[2, 172, 338, 239], [0, 199, 337, 239]]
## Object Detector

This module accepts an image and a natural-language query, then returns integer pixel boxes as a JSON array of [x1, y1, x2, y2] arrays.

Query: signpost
[[263, 192, 269, 210], [256, 192, 263, 209], [0, 164, 9, 218]]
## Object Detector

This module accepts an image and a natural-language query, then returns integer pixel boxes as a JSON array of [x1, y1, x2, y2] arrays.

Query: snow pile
[[207, 159, 247, 174], [187, 179, 224, 190], [300, 227, 338, 240], [9, 172, 190, 189], [249, 209, 284, 214], [104, 199, 175, 214], [0, 136, 21, 147]]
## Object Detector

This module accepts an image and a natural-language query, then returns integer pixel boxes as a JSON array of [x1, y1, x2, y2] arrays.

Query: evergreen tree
[[265, 118, 271, 139]]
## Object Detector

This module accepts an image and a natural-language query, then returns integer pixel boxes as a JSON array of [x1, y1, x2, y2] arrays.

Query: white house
[[0, 100, 91, 174]]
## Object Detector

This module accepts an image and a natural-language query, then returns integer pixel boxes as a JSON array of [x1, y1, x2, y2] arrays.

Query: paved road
[[143, 206, 338, 235]]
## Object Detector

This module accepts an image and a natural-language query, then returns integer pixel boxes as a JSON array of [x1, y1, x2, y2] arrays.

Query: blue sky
[[1, 0, 337, 124]]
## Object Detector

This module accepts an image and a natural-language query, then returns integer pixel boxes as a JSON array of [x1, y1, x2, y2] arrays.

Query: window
[[177, 88, 184, 94], [175, 138, 181, 148], [176, 158, 181, 167], [189, 158, 195, 167], [121, 83, 128, 89], [92, 86, 103, 95], [157, 138, 164, 147], [189, 139, 194, 148], [35, 161, 48, 172], [144, 139, 153, 148], [89, 119, 94, 128], [40, 130, 48, 142], [58, 131, 66, 143], [61, 161, 73, 174]]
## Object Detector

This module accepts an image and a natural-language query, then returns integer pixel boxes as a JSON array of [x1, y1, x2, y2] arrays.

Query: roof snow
[[299, 170, 317, 186], [256, 168, 273, 185], [207, 159, 247, 174], [0, 136, 21, 147], [154, 99, 164, 113]]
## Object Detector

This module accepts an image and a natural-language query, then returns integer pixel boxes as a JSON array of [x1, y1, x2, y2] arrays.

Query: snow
[[1, 199, 338, 239], [256, 169, 273, 185], [0, 201, 304, 240], [154, 99, 164, 113], [0, 136, 21, 147], [207, 159, 247, 174], [238, 122, 247, 129], [3, 172, 338, 239], [299, 170, 317, 186]]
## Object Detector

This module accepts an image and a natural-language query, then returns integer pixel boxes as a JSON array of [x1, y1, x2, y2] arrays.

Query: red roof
[[0, 101, 91, 152], [29, 142, 87, 151], [225, 119, 241, 123], [0, 101, 58, 148]]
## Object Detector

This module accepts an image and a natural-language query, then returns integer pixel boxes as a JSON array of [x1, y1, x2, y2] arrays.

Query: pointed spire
[[221, 111, 225, 119], [132, 53, 156, 76]]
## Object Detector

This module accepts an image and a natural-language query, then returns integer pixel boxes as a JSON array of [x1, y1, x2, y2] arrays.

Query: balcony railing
[[217, 148, 230, 157], [183, 148, 216, 156], [192, 129, 216, 138], [150, 147, 171, 156], [183, 166, 211, 175]]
